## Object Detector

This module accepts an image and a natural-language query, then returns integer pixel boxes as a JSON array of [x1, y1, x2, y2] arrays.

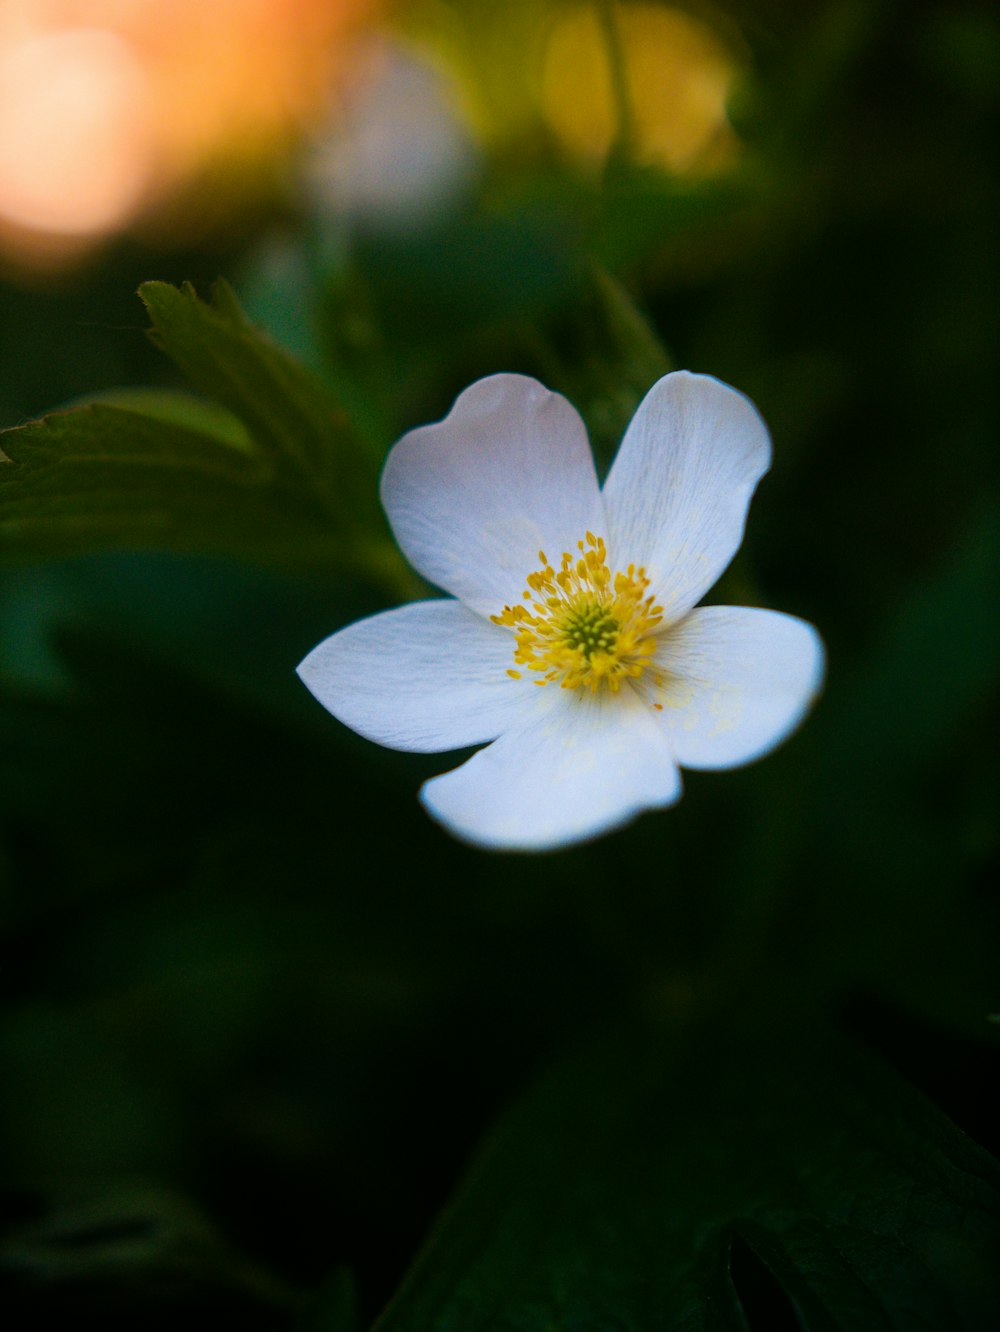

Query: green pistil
[[563, 605, 619, 659]]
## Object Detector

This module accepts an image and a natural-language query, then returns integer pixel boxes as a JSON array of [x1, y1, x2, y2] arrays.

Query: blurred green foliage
[[1, 1, 998, 1328]]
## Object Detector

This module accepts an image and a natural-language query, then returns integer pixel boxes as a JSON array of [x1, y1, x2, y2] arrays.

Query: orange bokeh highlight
[[0, 0, 378, 269], [0, 27, 153, 236]]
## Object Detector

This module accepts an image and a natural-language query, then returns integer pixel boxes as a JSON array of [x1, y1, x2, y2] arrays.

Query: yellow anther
[[494, 533, 664, 693]]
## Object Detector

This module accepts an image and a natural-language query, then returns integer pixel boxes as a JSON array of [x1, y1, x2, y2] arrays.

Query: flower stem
[[594, 0, 635, 163]]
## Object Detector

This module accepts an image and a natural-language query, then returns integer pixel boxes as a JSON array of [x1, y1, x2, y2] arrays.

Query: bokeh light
[[0, 0, 378, 271], [0, 27, 152, 236], [541, 3, 741, 172]]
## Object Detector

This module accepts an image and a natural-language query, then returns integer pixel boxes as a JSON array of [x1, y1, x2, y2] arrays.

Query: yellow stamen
[[491, 534, 664, 693]]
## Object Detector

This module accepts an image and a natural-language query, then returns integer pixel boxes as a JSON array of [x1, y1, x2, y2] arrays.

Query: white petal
[[420, 687, 682, 851], [602, 372, 771, 618], [647, 606, 825, 769], [380, 374, 605, 619], [297, 600, 539, 753]]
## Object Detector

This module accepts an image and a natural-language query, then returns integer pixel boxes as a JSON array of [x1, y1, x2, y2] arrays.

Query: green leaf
[[139, 279, 371, 514], [1, 1182, 298, 1316], [0, 402, 341, 565], [76, 387, 254, 451], [371, 1024, 1000, 1331], [0, 285, 409, 575]]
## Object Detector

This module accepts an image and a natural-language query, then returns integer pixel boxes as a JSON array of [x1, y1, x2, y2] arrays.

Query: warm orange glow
[[0, 0, 378, 267], [133, 0, 374, 179], [541, 4, 740, 174], [0, 27, 153, 235]]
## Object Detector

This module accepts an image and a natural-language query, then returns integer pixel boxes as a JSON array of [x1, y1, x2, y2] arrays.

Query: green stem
[[594, 0, 635, 163]]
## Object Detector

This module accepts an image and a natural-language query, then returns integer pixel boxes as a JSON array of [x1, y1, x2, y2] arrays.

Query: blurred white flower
[[299, 372, 824, 851], [306, 37, 477, 232]]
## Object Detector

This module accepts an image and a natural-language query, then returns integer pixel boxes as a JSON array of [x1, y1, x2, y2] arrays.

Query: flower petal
[[297, 599, 539, 753], [601, 371, 771, 618], [380, 374, 605, 619], [646, 606, 825, 769], [420, 687, 681, 851]]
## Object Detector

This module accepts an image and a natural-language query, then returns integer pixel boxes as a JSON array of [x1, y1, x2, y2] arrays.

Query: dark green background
[[1, 1, 997, 1327]]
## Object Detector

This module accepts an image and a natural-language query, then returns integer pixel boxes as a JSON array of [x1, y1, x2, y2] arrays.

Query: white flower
[[298, 372, 824, 851]]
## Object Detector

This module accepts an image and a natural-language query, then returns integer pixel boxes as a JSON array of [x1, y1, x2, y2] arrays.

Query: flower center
[[491, 532, 664, 692]]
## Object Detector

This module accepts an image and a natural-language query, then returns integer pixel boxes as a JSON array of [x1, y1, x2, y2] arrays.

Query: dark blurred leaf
[[78, 388, 253, 449], [0, 283, 410, 574], [371, 1024, 1000, 1331], [139, 280, 370, 516], [1, 1182, 297, 1325], [0, 403, 340, 565]]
